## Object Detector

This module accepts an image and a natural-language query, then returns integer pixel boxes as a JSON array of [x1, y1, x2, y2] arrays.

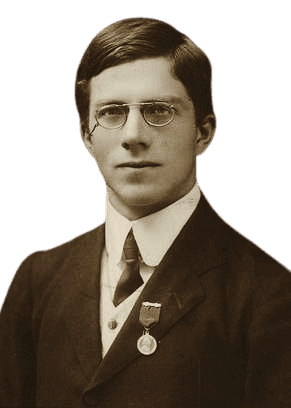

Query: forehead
[[89, 57, 192, 107]]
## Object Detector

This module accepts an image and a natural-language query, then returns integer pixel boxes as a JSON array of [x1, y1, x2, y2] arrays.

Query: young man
[[1, 17, 291, 408]]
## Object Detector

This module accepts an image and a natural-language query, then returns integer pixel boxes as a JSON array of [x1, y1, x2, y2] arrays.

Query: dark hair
[[75, 17, 215, 133]]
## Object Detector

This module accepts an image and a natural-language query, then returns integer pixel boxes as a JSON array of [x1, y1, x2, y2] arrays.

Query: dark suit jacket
[[1, 195, 291, 407]]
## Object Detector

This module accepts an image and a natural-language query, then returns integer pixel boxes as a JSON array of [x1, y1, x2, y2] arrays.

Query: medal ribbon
[[139, 302, 161, 329]]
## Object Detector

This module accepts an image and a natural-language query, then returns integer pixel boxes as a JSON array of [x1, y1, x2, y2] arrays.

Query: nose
[[120, 107, 151, 151]]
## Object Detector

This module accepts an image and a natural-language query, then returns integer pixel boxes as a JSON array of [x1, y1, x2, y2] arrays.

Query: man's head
[[75, 18, 216, 220], [75, 17, 215, 135]]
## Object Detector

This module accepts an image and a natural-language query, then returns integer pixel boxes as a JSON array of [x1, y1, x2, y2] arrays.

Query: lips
[[117, 161, 160, 168]]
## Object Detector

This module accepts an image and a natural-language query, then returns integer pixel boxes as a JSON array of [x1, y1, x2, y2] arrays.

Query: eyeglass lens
[[96, 103, 174, 129]]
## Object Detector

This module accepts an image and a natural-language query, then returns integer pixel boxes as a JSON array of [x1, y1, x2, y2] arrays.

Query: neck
[[107, 183, 197, 221]]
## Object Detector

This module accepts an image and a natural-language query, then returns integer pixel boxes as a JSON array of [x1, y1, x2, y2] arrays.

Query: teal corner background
[[0, 0, 291, 303]]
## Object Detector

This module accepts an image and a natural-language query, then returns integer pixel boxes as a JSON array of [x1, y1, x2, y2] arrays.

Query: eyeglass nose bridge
[[112, 103, 158, 129], [121, 103, 146, 128]]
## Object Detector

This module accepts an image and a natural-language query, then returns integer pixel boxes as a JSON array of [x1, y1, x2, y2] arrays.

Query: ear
[[195, 114, 216, 156], [82, 124, 95, 157]]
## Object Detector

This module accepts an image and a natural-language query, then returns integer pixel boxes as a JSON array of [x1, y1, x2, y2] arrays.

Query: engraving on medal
[[137, 332, 157, 355]]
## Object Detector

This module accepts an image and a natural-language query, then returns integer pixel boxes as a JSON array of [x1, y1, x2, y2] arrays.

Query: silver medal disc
[[137, 332, 157, 355]]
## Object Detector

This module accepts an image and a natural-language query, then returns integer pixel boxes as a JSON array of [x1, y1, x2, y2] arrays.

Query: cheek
[[164, 127, 196, 161], [90, 134, 115, 165], [166, 137, 197, 178]]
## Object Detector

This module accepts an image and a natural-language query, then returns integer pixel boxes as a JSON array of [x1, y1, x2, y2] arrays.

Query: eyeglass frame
[[88, 102, 176, 136]]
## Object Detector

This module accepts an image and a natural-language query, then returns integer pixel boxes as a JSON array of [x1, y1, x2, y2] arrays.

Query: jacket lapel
[[87, 195, 227, 389]]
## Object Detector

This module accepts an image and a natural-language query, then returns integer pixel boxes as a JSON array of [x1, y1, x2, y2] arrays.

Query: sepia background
[[1, 0, 290, 308]]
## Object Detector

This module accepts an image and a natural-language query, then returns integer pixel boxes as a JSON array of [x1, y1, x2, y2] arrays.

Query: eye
[[144, 102, 174, 126], [146, 103, 170, 116], [96, 105, 127, 128], [98, 105, 124, 118]]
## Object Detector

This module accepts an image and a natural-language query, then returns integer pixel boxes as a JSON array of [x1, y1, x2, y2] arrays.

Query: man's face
[[84, 57, 212, 220]]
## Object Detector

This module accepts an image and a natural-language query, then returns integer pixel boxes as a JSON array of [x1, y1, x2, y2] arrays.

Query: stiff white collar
[[105, 183, 201, 267]]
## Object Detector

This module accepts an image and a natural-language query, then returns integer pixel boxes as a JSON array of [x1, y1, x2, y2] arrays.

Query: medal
[[137, 302, 161, 355], [137, 330, 157, 355]]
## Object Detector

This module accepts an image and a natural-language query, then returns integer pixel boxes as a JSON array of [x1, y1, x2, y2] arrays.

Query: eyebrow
[[92, 96, 190, 109]]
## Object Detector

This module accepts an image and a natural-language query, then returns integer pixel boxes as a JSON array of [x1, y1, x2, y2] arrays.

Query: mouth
[[117, 161, 161, 169]]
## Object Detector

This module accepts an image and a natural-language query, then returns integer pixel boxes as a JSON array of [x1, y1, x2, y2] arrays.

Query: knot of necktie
[[123, 229, 139, 263]]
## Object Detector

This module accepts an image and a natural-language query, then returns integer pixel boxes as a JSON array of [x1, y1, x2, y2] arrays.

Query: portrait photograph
[[0, 1, 291, 407]]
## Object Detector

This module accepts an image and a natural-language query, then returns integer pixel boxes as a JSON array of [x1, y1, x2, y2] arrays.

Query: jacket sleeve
[[0, 254, 38, 408], [242, 255, 291, 407]]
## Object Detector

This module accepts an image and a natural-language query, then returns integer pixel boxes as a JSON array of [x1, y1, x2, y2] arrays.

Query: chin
[[124, 193, 173, 215], [108, 184, 178, 217], [124, 194, 159, 209]]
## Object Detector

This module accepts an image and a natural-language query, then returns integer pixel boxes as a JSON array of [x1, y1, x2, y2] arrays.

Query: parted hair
[[75, 17, 215, 134]]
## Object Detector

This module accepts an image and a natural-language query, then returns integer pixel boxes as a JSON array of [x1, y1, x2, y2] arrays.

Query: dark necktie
[[113, 229, 143, 306]]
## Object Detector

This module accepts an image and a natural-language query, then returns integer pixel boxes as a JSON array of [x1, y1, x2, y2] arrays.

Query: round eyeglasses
[[89, 102, 176, 135]]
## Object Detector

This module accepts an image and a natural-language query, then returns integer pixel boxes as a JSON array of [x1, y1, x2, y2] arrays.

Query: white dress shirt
[[100, 183, 201, 356]]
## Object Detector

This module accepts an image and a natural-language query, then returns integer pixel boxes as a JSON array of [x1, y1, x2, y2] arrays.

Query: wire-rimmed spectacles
[[89, 102, 176, 135]]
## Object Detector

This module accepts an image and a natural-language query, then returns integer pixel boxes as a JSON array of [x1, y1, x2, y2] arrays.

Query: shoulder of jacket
[[33, 223, 104, 260]]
